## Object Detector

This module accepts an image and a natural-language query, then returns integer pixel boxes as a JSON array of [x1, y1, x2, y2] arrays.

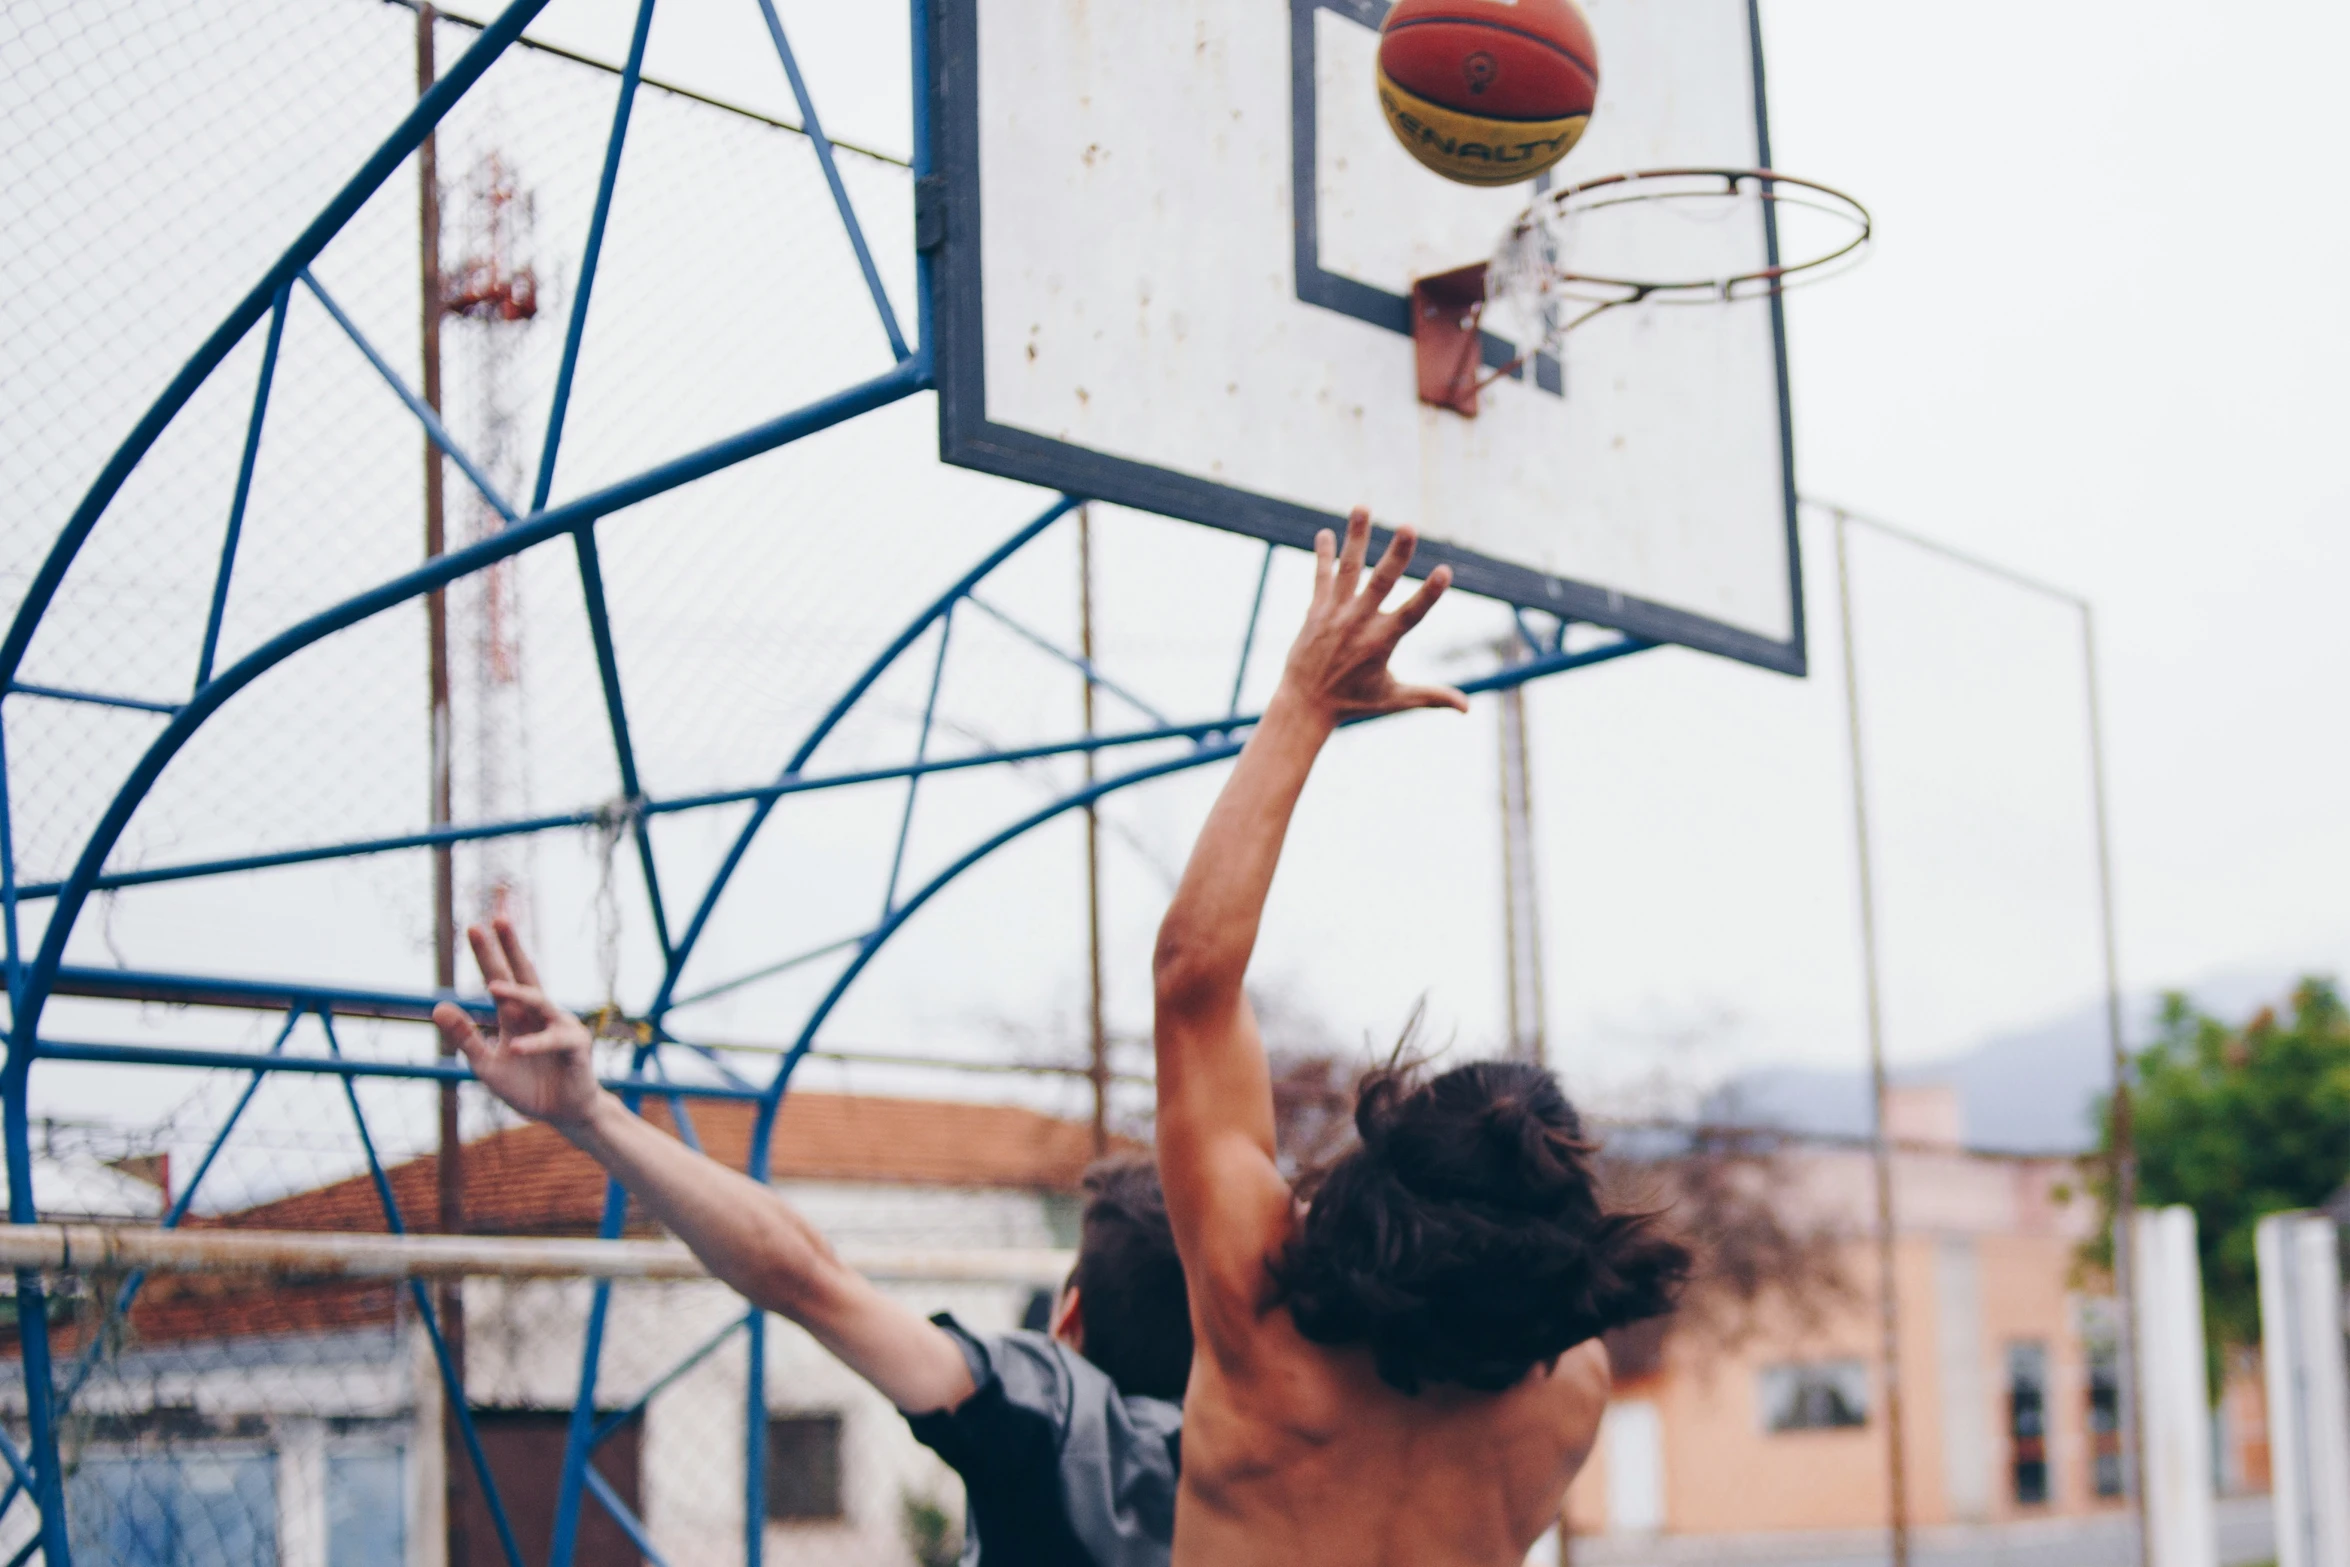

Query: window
[[327, 1450, 405, 1567], [2007, 1341, 2050, 1505], [66, 1451, 277, 1567], [2087, 1338, 2124, 1497], [766, 1413, 844, 1522], [1759, 1361, 1869, 1431]]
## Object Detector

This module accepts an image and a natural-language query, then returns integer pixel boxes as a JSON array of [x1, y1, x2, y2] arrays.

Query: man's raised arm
[[432, 919, 976, 1414], [1151, 511, 1463, 1332]]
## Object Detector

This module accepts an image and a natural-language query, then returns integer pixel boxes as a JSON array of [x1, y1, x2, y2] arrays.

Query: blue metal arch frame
[[0, 1, 1657, 1560]]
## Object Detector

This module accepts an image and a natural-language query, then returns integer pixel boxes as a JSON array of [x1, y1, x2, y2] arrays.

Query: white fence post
[[2257, 1211, 2350, 1567], [2135, 1205, 2218, 1567]]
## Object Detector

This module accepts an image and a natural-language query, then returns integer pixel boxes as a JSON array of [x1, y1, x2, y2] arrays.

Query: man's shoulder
[[924, 1315, 1181, 1443]]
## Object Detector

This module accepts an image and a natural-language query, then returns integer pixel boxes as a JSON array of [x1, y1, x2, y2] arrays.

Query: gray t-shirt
[[903, 1313, 1182, 1567]]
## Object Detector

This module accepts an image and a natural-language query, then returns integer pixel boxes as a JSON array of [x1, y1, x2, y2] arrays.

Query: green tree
[[2092, 980, 2350, 1353]]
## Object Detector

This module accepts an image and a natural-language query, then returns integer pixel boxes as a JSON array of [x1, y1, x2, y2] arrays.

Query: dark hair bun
[[1273, 1060, 1688, 1394]]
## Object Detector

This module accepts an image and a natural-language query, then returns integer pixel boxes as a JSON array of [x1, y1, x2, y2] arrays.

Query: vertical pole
[[2083, 604, 2149, 1566], [1078, 505, 1109, 1154], [1495, 641, 1546, 1066], [417, 13, 468, 1565], [1834, 513, 1909, 1567]]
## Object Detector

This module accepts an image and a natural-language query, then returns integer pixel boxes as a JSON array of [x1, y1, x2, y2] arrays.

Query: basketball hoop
[[1414, 168, 1872, 415]]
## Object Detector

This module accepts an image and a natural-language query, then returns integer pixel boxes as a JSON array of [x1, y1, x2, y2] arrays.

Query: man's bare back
[[1150, 512, 1684, 1565], [1176, 1301, 1609, 1566]]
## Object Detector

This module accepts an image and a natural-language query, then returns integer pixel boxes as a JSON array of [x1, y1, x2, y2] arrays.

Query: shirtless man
[[1150, 510, 1690, 1566]]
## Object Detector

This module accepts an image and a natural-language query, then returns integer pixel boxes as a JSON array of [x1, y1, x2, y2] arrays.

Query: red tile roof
[[201, 1090, 1127, 1240], [0, 1092, 1128, 1356]]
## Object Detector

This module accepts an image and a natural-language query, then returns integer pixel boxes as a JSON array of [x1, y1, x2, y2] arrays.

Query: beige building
[[1560, 1085, 2269, 1561]]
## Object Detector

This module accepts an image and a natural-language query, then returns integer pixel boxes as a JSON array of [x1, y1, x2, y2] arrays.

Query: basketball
[[1376, 0, 1600, 188]]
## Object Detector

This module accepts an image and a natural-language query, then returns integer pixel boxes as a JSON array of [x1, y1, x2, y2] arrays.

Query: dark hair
[[1269, 1060, 1689, 1395], [1068, 1155, 1194, 1402]]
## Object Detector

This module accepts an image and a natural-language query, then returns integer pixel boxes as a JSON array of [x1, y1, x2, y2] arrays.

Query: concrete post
[[2134, 1206, 2216, 1567], [2257, 1212, 2350, 1567]]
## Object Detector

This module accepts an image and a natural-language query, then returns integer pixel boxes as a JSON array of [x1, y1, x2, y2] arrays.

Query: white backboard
[[933, 0, 1802, 673]]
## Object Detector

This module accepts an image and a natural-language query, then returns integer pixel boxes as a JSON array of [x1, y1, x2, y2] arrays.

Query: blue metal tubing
[[6, 352, 926, 1073], [5, 1277, 66, 1565], [572, 533, 674, 957], [32, 1037, 767, 1099], [0, 1429, 32, 1504], [1, 714, 22, 993], [550, 1197, 627, 1567], [0, 0, 552, 694], [649, 1052, 703, 1154], [160, 1009, 303, 1229], [752, 0, 907, 362], [0, 1423, 38, 1534], [42, 961, 498, 1021], [584, 1463, 671, 1566], [525, 0, 682, 981], [531, 0, 656, 514], [17, 710, 1272, 900], [298, 269, 517, 526], [325, 1014, 530, 1567], [553, 1028, 669, 1567], [1455, 632, 1651, 697], [5, 682, 182, 716], [1228, 542, 1277, 720], [964, 594, 1169, 726], [745, 1304, 768, 1566], [196, 283, 290, 689], [880, 610, 954, 918], [647, 494, 1081, 1022], [14, 807, 607, 898]]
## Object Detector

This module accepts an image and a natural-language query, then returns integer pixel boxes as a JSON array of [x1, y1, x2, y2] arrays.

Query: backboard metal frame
[[930, 0, 1807, 676]]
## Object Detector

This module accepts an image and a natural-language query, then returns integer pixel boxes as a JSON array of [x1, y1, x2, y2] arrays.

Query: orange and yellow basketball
[[1376, 0, 1600, 188]]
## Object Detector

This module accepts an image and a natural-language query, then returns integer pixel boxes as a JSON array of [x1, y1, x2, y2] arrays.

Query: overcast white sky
[[11, 0, 2350, 1157]]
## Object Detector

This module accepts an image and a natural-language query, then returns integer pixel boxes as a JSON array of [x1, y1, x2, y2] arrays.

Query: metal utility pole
[[1495, 640, 1547, 1065], [1833, 513, 1910, 1567], [416, 10, 467, 1560], [1826, 501, 2145, 1567], [2082, 605, 2149, 1564], [1078, 506, 1110, 1154]]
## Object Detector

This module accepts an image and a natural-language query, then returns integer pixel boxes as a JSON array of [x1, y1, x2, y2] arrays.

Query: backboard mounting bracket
[[1413, 263, 1489, 417]]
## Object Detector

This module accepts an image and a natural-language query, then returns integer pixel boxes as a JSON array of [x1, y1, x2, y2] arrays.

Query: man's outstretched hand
[[1278, 508, 1468, 725], [431, 917, 604, 1136]]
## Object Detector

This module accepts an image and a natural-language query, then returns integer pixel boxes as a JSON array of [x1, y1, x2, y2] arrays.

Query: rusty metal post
[[1078, 505, 1109, 1154], [416, 11, 467, 1563], [1834, 512, 1909, 1567]]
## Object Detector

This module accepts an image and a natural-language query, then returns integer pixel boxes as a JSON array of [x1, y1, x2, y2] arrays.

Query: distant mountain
[[1702, 971, 2301, 1154]]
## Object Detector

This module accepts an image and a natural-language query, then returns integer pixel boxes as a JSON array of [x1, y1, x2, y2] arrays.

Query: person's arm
[[1151, 510, 1462, 1343], [432, 919, 975, 1413]]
